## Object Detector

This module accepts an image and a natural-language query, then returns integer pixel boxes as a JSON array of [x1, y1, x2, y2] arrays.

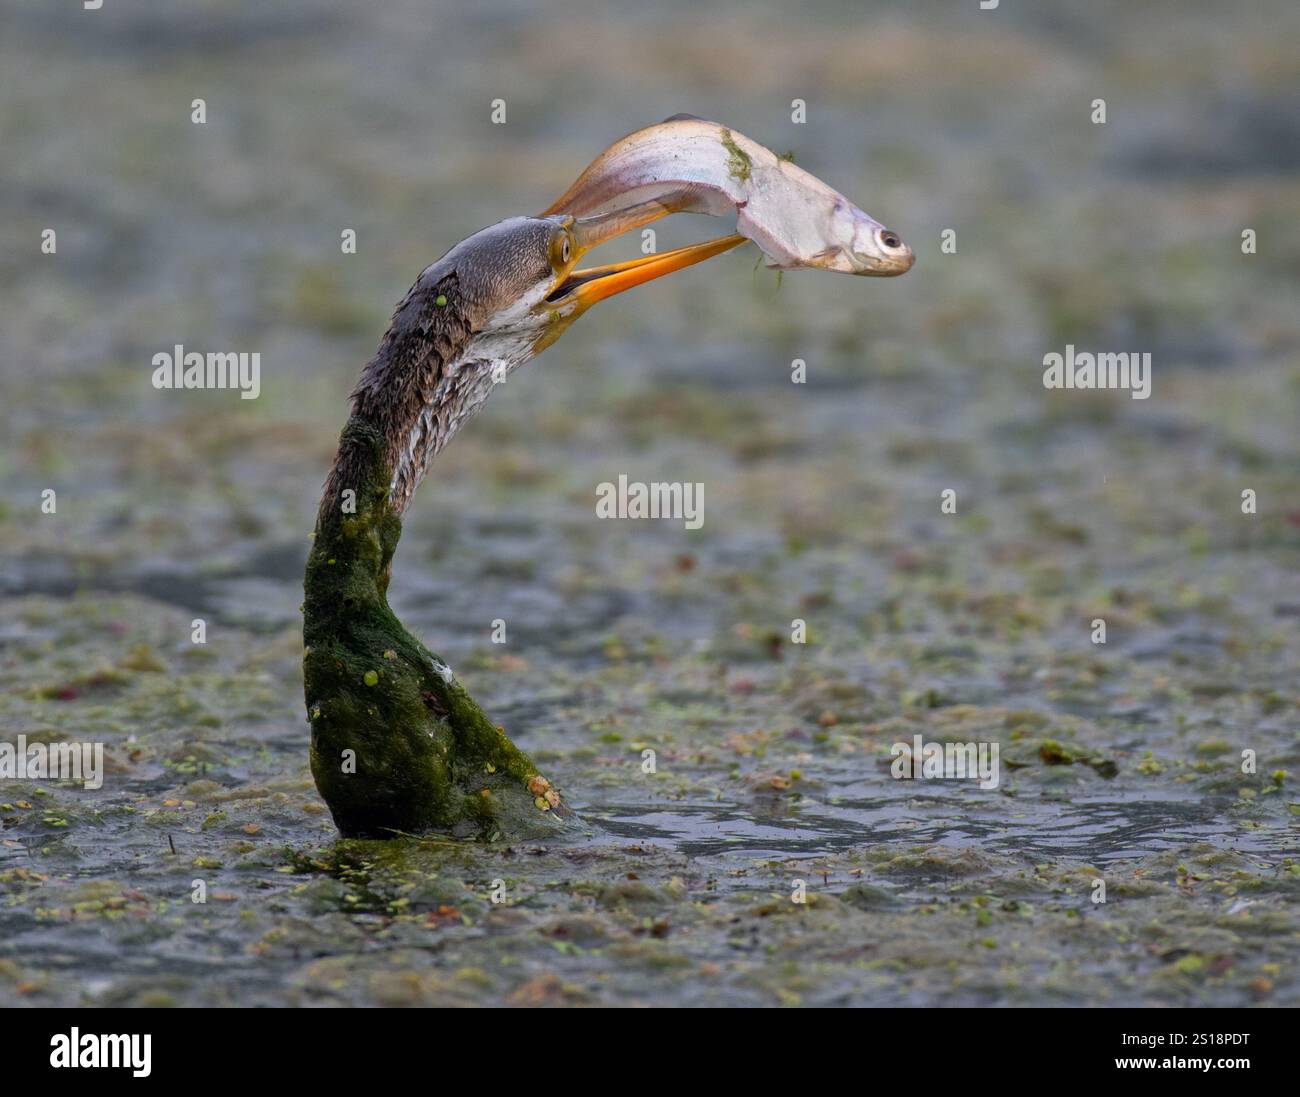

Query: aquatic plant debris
[[720, 127, 753, 183]]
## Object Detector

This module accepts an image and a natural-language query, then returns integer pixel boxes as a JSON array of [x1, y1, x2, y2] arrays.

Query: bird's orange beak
[[554, 232, 747, 309], [534, 199, 749, 351]]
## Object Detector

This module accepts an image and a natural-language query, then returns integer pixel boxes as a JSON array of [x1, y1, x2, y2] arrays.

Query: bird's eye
[[550, 229, 573, 270]]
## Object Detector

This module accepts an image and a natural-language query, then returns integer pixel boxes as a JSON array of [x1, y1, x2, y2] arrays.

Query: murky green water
[[2, 0, 1297, 1006]]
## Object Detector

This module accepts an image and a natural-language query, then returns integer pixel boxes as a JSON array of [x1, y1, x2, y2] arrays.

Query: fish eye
[[880, 230, 902, 249]]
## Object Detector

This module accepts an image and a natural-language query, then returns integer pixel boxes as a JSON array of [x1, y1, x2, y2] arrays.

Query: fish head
[[812, 198, 915, 276]]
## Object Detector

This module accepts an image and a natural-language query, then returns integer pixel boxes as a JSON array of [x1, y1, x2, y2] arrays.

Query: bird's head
[[358, 206, 747, 515], [439, 209, 747, 363]]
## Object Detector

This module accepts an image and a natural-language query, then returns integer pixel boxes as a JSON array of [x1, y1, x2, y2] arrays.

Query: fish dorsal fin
[[661, 112, 708, 124]]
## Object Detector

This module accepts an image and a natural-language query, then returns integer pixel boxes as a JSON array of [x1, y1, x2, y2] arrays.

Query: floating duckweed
[[363, 670, 379, 687], [434, 294, 447, 307]]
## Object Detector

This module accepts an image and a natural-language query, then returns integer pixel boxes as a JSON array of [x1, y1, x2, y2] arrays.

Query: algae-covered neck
[[305, 418, 402, 643]]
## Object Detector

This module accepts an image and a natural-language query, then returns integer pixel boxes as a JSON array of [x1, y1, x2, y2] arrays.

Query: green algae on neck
[[303, 418, 569, 840]]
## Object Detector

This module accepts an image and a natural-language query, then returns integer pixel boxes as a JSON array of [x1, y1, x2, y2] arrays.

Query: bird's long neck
[[317, 272, 472, 534], [305, 291, 461, 654]]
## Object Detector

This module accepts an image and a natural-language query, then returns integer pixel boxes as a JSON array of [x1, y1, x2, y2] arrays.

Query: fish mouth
[[850, 250, 915, 276], [793, 238, 915, 276]]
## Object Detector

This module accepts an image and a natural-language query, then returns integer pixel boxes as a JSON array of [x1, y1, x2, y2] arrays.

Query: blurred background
[[0, 0, 1297, 1007]]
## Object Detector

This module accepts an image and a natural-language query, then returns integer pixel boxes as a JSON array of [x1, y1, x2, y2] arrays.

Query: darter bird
[[304, 116, 913, 839]]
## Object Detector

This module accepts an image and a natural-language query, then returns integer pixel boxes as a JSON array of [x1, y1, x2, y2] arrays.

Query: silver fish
[[545, 114, 914, 277]]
